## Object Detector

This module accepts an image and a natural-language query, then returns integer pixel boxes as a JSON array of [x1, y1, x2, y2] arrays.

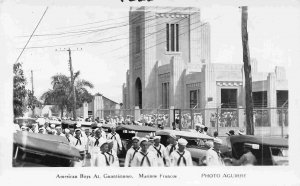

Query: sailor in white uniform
[[124, 136, 140, 167], [169, 138, 193, 167], [149, 136, 168, 167], [72, 129, 88, 167], [131, 138, 158, 167], [166, 133, 179, 157], [94, 139, 112, 167], [106, 139, 119, 167], [89, 128, 106, 166], [106, 124, 122, 154]]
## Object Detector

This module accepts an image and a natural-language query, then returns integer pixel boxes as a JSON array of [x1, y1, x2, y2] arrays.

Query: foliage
[[13, 62, 27, 117], [41, 71, 94, 117], [26, 90, 42, 113]]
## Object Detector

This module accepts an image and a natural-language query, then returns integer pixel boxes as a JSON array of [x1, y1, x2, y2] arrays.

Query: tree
[[41, 71, 94, 118], [13, 62, 27, 118], [26, 90, 42, 117]]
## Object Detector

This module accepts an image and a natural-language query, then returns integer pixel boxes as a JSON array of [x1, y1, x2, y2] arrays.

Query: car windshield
[[186, 138, 210, 149], [270, 147, 288, 165]]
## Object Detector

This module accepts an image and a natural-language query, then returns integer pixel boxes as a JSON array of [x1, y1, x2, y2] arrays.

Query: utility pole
[[55, 48, 82, 121], [241, 6, 254, 135], [31, 70, 35, 116]]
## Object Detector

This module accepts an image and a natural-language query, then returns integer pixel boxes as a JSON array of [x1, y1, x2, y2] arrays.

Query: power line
[[17, 7, 181, 40], [19, 7, 184, 49], [15, 7, 49, 64]]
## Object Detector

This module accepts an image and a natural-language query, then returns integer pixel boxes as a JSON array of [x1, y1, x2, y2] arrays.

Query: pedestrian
[[193, 123, 204, 133], [31, 124, 38, 133], [203, 127, 209, 135], [106, 139, 119, 167], [94, 139, 112, 167], [64, 128, 76, 144], [56, 126, 64, 136], [226, 130, 235, 136], [131, 138, 158, 167], [50, 124, 56, 135], [96, 123, 107, 139], [38, 127, 45, 134], [166, 133, 178, 157], [72, 129, 88, 167], [169, 138, 193, 166], [203, 140, 223, 166], [213, 131, 223, 144], [106, 124, 122, 154], [124, 136, 140, 167], [89, 128, 106, 166], [149, 136, 168, 167]]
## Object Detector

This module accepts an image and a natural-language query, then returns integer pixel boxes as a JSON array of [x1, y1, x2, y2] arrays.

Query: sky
[[1, 0, 300, 104]]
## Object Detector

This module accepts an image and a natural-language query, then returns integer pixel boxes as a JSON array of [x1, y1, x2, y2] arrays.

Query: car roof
[[77, 121, 96, 126], [229, 135, 288, 147], [156, 129, 214, 140], [48, 120, 61, 124], [61, 120, 77, 125], [116, 124, 158, 132], [14, 131, 81, 159]]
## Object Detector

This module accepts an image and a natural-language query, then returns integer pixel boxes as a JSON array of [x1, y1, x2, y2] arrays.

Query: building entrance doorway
[[135, 78, 142, 109]]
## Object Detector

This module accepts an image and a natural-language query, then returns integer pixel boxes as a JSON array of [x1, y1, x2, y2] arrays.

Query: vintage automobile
[[115, 124, 158, 167], [223, 135, 288, 166], [76, 121, 96, 130], [13, 131, 81, 167], [14, 117, 37, 128], [61, 120, 77, 129], [155, 129, 214, 166]]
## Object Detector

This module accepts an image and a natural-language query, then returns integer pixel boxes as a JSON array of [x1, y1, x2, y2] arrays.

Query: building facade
[[77, 93, 121, 120], [122, 6, 288, 135]]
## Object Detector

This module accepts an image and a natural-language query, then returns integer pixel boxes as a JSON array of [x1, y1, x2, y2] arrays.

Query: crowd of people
[[14, 115, 257, 167]]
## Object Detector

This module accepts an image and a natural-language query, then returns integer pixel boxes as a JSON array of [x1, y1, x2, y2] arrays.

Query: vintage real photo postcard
[[1, 0, 300, 185]]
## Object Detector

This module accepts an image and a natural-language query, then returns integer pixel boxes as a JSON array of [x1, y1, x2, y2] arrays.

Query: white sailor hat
[[64, 128, 70, 133], [97, 123, 103, 128], [238, 129, 246, 135], [76, 123, 81, 128], [178, 138, 188, 146], [153, 136, 161, 140], [110, 124, 116, 129], [169, 133, 177, 139], [132, 136, 140, 141], [85, 128, 91, 132], [205, 140, 214, 148], [75, 128, 81, 132], [50, 124, 55, 128], [139, 138, 148, 143], [55, 126, 61, 129], [198, 124, 205, 128]]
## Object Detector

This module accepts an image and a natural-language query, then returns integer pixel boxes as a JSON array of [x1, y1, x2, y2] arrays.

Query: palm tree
[[41, 71, 94, 118]]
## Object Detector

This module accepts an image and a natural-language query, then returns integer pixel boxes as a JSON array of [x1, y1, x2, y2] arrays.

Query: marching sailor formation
[[59, 123, 195, 167]]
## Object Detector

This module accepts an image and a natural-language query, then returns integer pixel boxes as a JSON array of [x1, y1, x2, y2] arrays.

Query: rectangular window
[[136, 26, 141, 54], [166, 24, 169, 51], [176, 24, 179, 51], [221, 89, 237, 108], [190, 90, 197, 108], [166, 23, 179, 52], [170, 24, 175, 51], [162, 82, 170, 109]]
